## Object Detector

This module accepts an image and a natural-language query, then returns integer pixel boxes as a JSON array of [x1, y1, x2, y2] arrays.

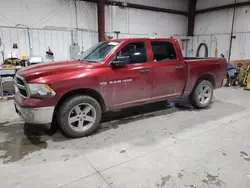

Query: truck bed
[[182, 57, 227, 97]]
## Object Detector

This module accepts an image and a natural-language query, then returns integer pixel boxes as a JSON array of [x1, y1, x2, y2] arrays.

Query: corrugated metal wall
[[0, 0, 188, 63], [189, 0, 250, 60], [0, 26, 98, 62], [105, 5, 188, 38]]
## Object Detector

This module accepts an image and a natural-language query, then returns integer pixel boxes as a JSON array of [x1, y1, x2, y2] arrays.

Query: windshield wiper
[[72, 57, 81, 61], [83, 60, 97, 63]]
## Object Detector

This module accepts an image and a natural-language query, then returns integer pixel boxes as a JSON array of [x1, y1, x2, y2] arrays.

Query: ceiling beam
[[187, 0, 197, 36], [80, 0, 188, 16], [196, 1, 250, 14], [97, 0, 105, 42]]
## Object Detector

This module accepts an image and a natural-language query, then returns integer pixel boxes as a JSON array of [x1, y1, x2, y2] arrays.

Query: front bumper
[[15, 102, 55, 124]]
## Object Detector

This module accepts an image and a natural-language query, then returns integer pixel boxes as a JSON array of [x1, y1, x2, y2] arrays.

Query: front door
[[150, 41, 187, 100], [106, 41, 153, 109]]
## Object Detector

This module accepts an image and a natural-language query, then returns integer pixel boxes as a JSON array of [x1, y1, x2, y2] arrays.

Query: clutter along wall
[[187, 0, 250, 61], [0, 0, 188, 62]]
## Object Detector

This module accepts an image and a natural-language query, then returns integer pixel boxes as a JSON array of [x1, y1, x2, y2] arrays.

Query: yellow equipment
[[22, 56, 28, 60], [245, 73, 250, 90], [215, 41, 218, 57], [244, 63, 250, 90], [0, 64, 16, 69], [238, 67, 246, 85]]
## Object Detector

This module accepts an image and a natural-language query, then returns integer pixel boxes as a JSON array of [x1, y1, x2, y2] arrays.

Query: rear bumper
[[14, 102, 55, 124]]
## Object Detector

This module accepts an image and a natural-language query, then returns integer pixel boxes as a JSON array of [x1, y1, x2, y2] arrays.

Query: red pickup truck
[[14, 38, 227, 137]]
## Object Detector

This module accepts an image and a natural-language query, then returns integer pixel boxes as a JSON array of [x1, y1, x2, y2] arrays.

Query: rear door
[[150, 41, 186, 99], [106, 41, 153, 108]]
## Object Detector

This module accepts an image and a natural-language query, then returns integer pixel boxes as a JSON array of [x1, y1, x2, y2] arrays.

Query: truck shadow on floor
[[0, 101, 181, 164], [93, 98, 216, 135], [94, 101, 192, 135], [0, 100, 243, 164]]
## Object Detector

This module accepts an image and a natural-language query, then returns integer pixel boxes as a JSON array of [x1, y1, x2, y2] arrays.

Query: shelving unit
[[0, 67, 21, 100], [0, 77, 15, 99]]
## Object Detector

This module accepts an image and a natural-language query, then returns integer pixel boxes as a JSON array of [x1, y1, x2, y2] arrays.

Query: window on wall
[[151, 42, 177, 62], [118, 42, 147, 64]]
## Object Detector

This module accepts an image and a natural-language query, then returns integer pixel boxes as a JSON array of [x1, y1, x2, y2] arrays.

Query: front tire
[[57, 95, 102, 138], [189, 80, 213, 109]]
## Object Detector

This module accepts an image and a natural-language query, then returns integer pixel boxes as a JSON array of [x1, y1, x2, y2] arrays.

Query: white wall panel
[[31, 29, 72, 61], [77, 1, 97, 31], [197, 0, 234, 10], [128, 8, 188, 37], [234, 5, 250, 33], [245, 33, 250, 59], [196, 5, 250, 35], [128, 9, 166, 36], [112, 7, 129, 33], [77, 30, 98, 52], [105, 5, 188, 38], [105, 6, 113, 33], [196, 0, 249, 10], [194, 1, 250, 60], [0, 0, 188, 61], [0, 27, 73, 62], [105, 6, 130, 33], [230, 33, 250, 60], [0, 0, 75, 28], [168, 14, 188, 36], [194, 9, 233, 35]]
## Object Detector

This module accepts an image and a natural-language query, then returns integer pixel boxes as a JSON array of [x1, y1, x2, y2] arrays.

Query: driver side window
[[117, 42, 147, 64]]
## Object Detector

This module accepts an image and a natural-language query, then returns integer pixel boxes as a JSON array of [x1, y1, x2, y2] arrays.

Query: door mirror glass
[[110, 56, 130, 67]]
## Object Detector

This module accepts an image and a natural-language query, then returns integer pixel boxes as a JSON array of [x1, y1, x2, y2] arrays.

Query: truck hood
[[18, 60, 93, 82]]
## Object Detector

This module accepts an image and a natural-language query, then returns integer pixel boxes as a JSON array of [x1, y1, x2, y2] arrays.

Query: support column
[[187, 0, 197, 36], [97, 0, 105, 41]]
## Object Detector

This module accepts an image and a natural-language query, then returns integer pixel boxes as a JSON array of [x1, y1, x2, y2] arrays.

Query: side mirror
[[110, 56, 130, 67]]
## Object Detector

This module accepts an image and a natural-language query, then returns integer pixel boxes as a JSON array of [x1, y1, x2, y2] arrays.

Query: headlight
[[28, 84, 56, 98]]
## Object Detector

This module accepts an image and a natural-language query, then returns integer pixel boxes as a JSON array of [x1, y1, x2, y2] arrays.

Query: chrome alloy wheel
[[198, 85, 212, 105], [68, 103, 96, 132]]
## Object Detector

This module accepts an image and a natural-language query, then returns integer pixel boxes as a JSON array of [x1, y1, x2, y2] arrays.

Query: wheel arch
[[55, 88, 106, 113], [194, 74, 215, 89]]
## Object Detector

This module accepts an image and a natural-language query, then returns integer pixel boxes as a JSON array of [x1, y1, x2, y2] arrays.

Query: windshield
[[74, 41, 120, 63]]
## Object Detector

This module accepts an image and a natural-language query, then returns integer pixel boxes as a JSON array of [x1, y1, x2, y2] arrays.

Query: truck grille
[[14, 75, 28, 98], [15, 77, 25, 86]]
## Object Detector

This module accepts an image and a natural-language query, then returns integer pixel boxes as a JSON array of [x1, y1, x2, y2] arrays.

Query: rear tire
[[233, 80, 239, 86], [189, 80, 213, 109], [57, 95, 102, 138]]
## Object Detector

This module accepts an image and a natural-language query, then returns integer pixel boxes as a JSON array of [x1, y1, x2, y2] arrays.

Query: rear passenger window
[[118, 42, 147, 64], [151, 42, 177, 62]]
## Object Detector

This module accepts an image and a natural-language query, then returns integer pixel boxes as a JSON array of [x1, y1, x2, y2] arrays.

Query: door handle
[[175, 66, 184, 69], [140, 69, 150, 73]]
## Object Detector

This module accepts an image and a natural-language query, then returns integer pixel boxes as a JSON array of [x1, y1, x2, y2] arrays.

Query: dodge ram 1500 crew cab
[[14, 38, 227, 138]]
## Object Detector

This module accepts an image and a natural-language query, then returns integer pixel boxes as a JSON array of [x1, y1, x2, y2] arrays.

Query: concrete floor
[[1, 87, 250, 188]]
